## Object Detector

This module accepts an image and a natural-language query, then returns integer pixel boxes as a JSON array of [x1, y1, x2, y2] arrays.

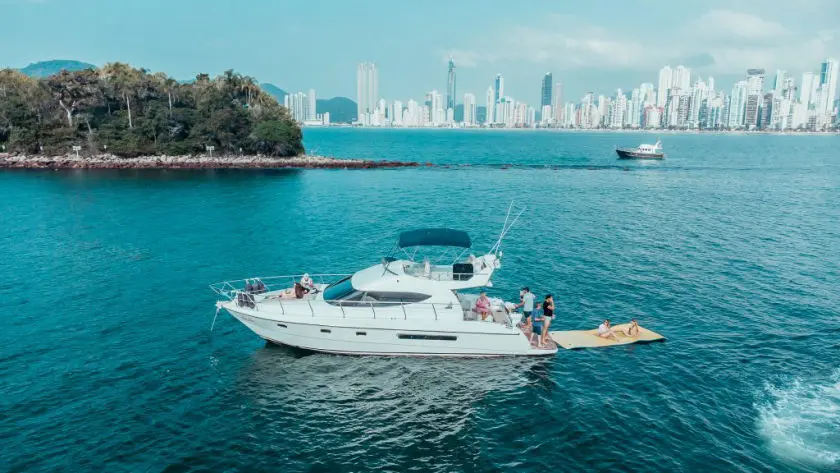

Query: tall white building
[[689, 79, 708, 128], [391, 100, 403, 126], [493, 74, 505, 123], [284, 91, 309, 123], [485, 86, 495, 126], [307, 88, 316, 120], [425, 90, 444, 126], [356, 62, 378, 121], [463, 93, 476, 125], [818, 57, 838, 115], [629, 88, 642, 128], [526, 106, 536, 127], [672, 65, 691, 90], [657, 66, 673, 107], [610, 89, 626, 128], [639, 83, 655, 106], [404, 99, 420, 127], [773, 70, 787, 96], [540, 105, 552, 126], [800, 72, 817, 106], [729, 80, 748, 128], [564, 103, 577, 127], [552, 82, 563, 123]]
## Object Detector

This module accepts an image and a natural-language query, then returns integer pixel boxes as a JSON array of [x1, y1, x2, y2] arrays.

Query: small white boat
[[211, 212, 557, 357], [616, 140, 665, 159]]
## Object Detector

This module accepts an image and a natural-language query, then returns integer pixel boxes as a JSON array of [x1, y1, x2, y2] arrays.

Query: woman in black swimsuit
[[541, 294, 554, 346]]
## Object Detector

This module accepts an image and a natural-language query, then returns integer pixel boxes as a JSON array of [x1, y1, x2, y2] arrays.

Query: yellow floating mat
[[549, 323, 665, 350]]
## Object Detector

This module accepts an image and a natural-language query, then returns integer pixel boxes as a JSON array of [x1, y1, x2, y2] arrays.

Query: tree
[[44, 69, 102, 128], [250, 120, 304, 157]]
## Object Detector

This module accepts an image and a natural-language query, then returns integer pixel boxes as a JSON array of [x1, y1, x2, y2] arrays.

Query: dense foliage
[[0, 64, 304, 157]]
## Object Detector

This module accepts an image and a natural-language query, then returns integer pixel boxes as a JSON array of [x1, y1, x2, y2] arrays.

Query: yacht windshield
[[323, 276, 363, 301]]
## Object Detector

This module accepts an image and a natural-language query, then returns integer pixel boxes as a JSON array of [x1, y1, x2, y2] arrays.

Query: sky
[[2, 0, 839, 105]]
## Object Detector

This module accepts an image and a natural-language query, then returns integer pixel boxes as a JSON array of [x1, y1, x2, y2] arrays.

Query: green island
[[0, 63, 303, 157], [0, 63, 416, 169]]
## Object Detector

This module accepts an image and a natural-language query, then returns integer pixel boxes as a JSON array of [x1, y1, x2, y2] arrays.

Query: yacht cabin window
[[323, 277, 431, 306]]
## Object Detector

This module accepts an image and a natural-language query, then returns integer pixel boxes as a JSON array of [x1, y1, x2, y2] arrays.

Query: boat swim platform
[[549, 324, 665, 350]]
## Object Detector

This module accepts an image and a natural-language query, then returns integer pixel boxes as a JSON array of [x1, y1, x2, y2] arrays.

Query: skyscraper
[[284, 91, 309, 123], [446, 57, 456, 110], [492, 74, 504, 123], [819, 58, 838, 114], [657, 66, 672, 107], [744, 69, 765, 129], [801, 72, 816, 106], [307, 88, 316, 121], [672, 65, 691, 90], [729, 80, 748, 128], [541, 73, 553, 107], [494, 74, 504, 104], [356, 62, 378, 121], [485, 86, 495, 125], [553, 82, 563, 123], [773, 70, 787, 96], [464, 93, 476, 126]]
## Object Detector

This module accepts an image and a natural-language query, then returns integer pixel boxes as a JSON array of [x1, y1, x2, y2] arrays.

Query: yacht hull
[[616, 148, 664, 160], [223, 305, 556, 357]]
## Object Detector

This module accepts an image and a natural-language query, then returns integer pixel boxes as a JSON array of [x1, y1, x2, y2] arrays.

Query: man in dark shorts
[[530, 302, 544, 346], [517, 287, 536, 328]]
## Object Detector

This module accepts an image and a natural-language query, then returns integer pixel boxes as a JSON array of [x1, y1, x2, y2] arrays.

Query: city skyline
[[4, 0, 840, 103], [346, 56, 838, 130]]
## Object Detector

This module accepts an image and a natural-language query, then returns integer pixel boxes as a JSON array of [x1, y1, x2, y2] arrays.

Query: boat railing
[[211, 274, 514, 326], [215, 289, 511, 326], [209, 273, 351, 300]]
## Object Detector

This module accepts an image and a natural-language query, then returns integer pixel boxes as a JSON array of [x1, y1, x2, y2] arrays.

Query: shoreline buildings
[[346, 57, 839, 131]]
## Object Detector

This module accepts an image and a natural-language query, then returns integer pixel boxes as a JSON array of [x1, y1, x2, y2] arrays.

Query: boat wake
[[757, 370, 840, 466]]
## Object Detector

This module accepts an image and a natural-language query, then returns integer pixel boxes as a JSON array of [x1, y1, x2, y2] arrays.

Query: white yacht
[[616, 140, 665, 159], [211, 224, 557, 357]]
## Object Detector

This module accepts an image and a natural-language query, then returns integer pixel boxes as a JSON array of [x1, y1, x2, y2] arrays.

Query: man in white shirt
[[597, 319, 618, 340]]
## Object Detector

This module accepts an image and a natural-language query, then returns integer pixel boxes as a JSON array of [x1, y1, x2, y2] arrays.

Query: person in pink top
[[475, 291, 491, 321]]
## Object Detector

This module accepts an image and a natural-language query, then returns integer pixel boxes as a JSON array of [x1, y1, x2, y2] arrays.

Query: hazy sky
[[3, 0, 839, 104]]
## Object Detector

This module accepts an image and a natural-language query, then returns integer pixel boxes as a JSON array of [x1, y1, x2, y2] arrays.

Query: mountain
[[260, 83, 287, 103], [19, 60, 96, 78], [317, 97, 357, 123]]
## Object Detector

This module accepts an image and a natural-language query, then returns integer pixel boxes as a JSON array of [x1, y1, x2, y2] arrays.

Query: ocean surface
[[2, 129, 839, 472]]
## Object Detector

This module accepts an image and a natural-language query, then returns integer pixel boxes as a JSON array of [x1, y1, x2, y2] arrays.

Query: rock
[[0, 154, 423, 170]]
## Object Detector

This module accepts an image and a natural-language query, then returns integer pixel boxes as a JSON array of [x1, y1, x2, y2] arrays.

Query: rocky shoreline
[[0, 153, 422, 170]]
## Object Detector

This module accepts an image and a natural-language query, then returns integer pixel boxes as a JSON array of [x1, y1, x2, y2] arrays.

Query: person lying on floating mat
[[550, 318, 662, 350], [596, 319, 640, 340]]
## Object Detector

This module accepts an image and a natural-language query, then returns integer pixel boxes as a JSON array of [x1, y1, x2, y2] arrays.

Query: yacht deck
[[518, 320, 558, 350]]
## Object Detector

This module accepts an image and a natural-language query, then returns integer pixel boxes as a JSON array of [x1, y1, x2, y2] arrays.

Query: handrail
[[210, 273, 515, 325], [218, 293, 516, 325], [209, 273, 352, 299]]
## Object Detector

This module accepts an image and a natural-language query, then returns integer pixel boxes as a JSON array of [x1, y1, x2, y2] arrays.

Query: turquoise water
[[2, 129, 839, 472]]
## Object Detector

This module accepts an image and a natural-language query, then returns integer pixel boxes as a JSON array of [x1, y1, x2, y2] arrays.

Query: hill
[[260, 83, 287, 103], [19, 60, 96, 78], [317, 97, 357, 123]]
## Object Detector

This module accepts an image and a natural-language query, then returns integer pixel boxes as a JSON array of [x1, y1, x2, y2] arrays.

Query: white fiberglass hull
[[223, 303, 556, 357]]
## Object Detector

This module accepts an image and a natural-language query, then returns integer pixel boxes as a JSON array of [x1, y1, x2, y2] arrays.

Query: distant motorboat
[[616, 140, 665, 160]]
